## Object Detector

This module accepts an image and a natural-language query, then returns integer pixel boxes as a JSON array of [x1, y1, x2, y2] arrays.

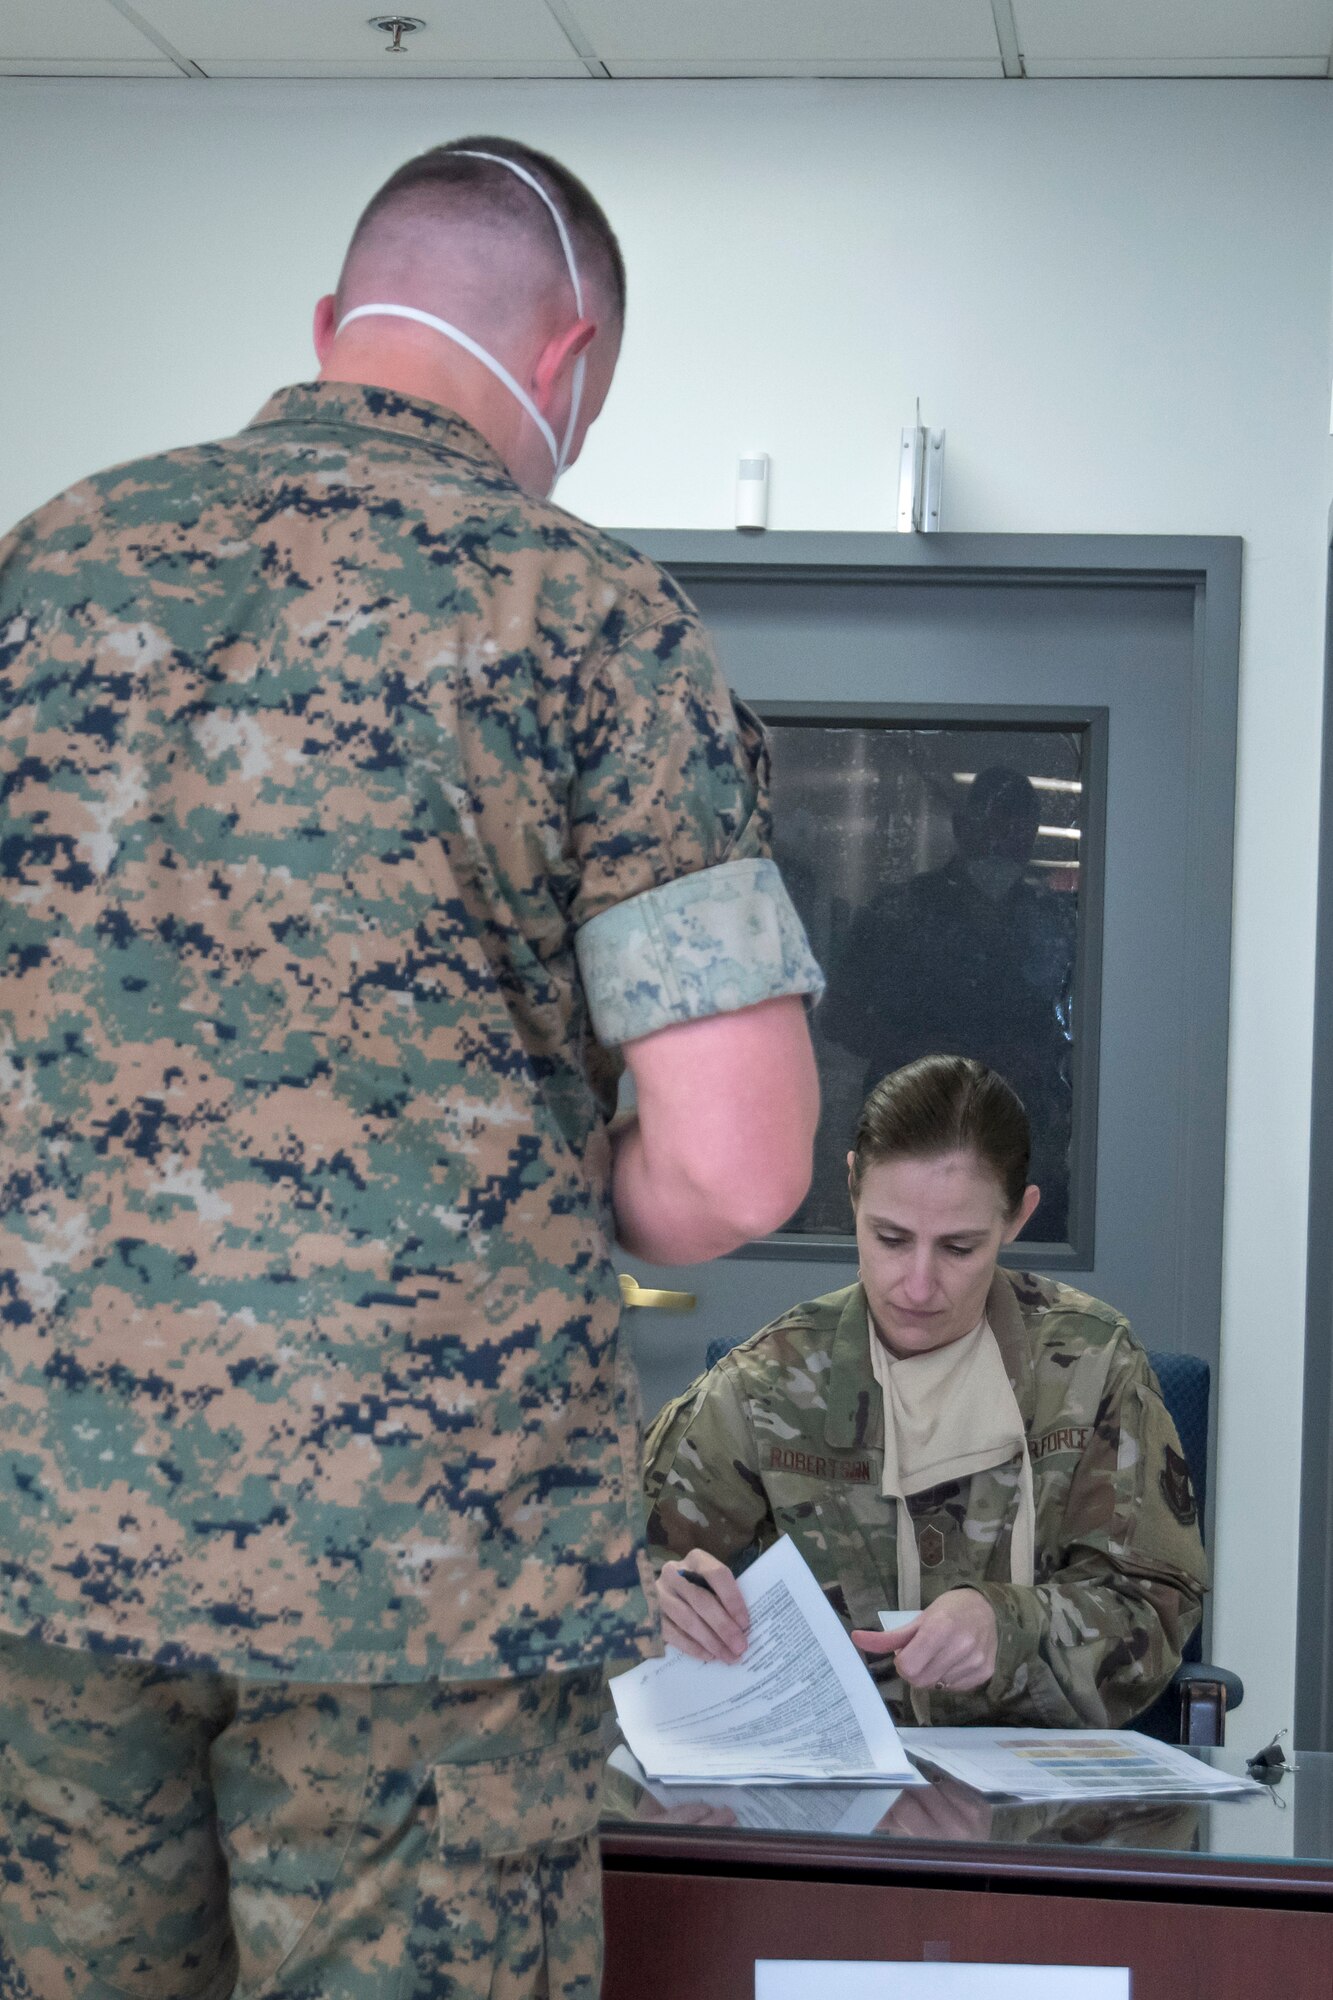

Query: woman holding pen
[[643, 1056, 1206, 1728]]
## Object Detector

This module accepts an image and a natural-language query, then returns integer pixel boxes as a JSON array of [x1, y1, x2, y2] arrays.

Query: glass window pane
[[768, 720, 1086, 1245]]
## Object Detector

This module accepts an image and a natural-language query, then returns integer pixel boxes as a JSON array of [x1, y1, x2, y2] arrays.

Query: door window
[[766, 715, 1096, 1252]]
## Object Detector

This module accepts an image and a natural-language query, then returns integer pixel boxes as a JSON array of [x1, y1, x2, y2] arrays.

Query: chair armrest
[[1173, 1661, 1245, 1747]]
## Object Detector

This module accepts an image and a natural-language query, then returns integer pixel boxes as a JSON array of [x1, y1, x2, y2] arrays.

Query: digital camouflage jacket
[[0, 382, 821, 1683], [643, 1271, 1207, 1727]]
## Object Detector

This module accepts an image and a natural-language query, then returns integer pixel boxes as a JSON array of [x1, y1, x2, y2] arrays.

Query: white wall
[[2, 76, 1330, 1728]]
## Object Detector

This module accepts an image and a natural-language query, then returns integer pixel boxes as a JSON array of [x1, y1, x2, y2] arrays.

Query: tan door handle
[[618, 1272, 697, 1312]]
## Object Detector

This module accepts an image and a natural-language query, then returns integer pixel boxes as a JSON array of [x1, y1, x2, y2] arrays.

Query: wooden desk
[[600, 1759, 1333, 2000]]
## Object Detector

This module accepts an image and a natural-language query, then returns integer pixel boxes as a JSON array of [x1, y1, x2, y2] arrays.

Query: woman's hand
[[656, 1548, 750, 1663], [635, 1792, 739, 1829], [851, 1588, 998, 1692], [876, 1777, 995, 1842]]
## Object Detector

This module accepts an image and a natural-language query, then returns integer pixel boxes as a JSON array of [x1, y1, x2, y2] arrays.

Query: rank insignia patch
[[918, 1524, 945, 1568]]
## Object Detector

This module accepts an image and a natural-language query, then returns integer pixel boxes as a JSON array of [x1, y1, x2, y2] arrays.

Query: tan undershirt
[[868, 1309, 1036, 1614]]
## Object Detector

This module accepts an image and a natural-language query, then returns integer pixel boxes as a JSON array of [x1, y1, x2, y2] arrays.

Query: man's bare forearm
[[610, 999, 819, 1263], [610, 1115, 800, 1263]]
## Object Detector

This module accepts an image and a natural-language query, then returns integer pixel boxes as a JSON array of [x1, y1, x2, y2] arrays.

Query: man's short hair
[[341, 136, 626, 325]]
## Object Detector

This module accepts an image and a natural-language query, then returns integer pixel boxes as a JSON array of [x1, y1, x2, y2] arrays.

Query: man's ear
[[312, 294, 338, 368], [531, 318, 597, 403]]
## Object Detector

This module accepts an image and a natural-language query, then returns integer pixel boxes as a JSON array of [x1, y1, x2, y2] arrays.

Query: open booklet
[[609, 1535, 925, 1787], [899, 1727, 1263, 1802]]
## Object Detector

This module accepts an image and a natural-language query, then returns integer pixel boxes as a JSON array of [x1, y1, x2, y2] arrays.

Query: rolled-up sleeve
[[568, 589, 822, 1046], [576, 855, 823, 1047]]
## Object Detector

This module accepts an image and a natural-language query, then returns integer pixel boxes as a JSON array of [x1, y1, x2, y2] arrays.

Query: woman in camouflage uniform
[[643, 1056, 1207, 1728]]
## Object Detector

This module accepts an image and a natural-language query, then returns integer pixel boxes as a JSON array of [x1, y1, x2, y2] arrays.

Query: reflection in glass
[[769, 722, 1084, 1243]]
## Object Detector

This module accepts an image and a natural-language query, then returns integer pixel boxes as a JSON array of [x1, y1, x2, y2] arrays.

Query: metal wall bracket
[[897, 416, 946, 533]]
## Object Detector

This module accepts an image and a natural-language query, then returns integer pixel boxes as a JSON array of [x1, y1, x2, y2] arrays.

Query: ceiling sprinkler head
[[368, 15, 425, 53]]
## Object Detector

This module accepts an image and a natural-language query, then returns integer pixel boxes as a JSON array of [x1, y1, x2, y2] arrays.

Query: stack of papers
[[610, 1535, 1261, 1805], [900, 1727, 1263, 1801], [606, 1745, 903, 1834], [610, 1536, 924, 1787]]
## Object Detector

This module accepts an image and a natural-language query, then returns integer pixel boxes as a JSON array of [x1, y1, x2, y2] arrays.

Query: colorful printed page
[[898, 1727, 1262, 1801]]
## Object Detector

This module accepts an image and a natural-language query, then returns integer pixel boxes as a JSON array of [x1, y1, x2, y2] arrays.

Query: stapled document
[[609, 1535, 924, 1786], [605, 1745, 903, 1834]]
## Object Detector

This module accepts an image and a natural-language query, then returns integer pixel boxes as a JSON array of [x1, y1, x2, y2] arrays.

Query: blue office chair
[[1134, 1351, 1241, 1745], [700, 1334, 1241, 1745]]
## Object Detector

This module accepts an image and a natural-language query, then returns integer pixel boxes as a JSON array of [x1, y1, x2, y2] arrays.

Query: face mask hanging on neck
[[336, 149, 587, 494]]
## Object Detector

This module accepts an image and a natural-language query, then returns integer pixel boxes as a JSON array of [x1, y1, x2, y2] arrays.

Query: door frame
[[617, 528, 1241, 1385], [1298, 518, 1333, 1748]]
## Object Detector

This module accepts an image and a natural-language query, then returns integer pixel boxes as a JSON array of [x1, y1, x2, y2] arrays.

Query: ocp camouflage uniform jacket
[[643, 1270, 1207, 1727], [0, 382, 822, 1685]]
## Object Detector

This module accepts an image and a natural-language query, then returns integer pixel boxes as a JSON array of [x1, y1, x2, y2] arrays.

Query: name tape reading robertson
[[767, 1447, 873, 1483]]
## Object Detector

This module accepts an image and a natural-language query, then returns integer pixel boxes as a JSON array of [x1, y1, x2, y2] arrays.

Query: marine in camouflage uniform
[[0, 378, 821, 1997], [644, 1268, 1207, 1729], [0, 1636, 607, 2000]]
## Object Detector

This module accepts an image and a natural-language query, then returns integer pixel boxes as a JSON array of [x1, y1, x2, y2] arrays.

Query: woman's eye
[[875, 1235, 907, 1249], [944, 1244, 977, 1259]]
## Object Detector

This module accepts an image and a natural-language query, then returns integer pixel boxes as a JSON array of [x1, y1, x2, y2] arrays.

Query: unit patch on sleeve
[[1159, 1444, 1198, 1527]]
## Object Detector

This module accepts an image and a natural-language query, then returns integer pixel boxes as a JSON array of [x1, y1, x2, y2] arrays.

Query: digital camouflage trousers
[[0, 1634, 606, 2000]]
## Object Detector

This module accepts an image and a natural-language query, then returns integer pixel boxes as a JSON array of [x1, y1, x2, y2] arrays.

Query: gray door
[[614, 534, 1240, 1464]]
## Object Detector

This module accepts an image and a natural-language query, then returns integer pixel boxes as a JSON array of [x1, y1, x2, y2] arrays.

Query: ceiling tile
[[131, 0, 577, 64], [603, 57, 1004, 77], [196, 58, 593, 78], [561, 0, 1002, 63], [1013, 0, 1333, 62], [0, 0, 165, 58], [0, 57, 177, 73], [1024, 54, 1328, 76]]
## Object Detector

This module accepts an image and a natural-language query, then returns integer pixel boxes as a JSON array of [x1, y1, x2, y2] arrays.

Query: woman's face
[[851, 1149, 1039, 1359]]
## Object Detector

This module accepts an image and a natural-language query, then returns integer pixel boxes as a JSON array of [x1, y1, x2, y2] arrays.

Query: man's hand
[[851, 1589, 998, 1692], [656, 1548, 750, 1663]]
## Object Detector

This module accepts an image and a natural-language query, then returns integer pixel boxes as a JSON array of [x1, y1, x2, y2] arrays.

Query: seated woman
[[642, 1055, 1207, 1728]]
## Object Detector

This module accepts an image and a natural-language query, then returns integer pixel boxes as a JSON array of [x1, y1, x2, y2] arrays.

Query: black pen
[[679, 1568, 718, 1597]]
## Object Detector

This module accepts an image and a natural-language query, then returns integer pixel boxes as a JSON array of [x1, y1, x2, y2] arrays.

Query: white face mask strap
[[335, 302, 559, 467], [450, 150, 585, 318], [451, 150, 587, 478], [335, 150, 589, 485]]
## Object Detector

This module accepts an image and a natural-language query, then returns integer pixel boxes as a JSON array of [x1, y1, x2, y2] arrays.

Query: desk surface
[[600, 1747, 1333, 1903]]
